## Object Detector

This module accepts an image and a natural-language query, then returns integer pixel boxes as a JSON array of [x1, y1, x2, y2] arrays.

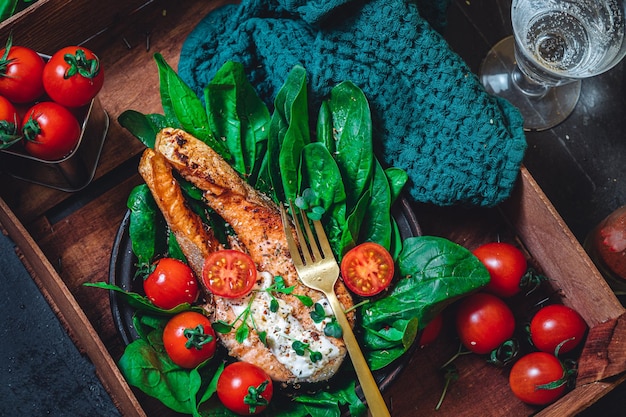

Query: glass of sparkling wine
[[480, 0, 626, 131]]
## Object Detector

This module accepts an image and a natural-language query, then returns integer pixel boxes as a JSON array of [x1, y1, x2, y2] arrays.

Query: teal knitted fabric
[[178, 0, 527, 207]]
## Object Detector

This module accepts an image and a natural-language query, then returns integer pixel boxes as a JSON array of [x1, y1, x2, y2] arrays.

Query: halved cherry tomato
[[455, 292, 516, 354], [202, 250, 257, 298], [43, 46, 104, 108], [340, 242, 394, 297], [163, 311, 217, 369], [509, 352, 567, 405], [530, 304, 588, 354], [472, 242, 528, 298], [217, 361, 274, 415], [143, 258, 199, 310]]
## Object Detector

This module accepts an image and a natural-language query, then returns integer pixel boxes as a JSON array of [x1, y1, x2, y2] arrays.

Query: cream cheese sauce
[[227, 271, 341, 380]]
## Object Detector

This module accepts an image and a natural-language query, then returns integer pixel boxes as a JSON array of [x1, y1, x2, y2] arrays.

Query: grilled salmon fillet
[[154, 127, 354, 383]]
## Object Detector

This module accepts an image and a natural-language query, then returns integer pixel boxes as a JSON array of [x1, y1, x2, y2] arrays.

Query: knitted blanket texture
[[178, 0, 527, 207]]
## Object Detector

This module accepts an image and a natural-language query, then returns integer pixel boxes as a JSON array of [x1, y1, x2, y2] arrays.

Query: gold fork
[[280, 204, 391, 417]]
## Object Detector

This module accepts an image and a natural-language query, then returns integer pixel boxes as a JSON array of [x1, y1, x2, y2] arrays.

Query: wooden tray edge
[[0, 197, 146, 417]]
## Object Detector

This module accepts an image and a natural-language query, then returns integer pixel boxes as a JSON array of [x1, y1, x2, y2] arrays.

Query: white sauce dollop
[[228, 272, 341, 379]]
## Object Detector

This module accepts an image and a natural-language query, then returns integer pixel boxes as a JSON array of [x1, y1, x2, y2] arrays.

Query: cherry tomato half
[[455, 292, 516, 354], [162, 311, 217, 369], [530, 304, 588, 355], [340, 242, 394, 297], [43, 46, 104, 108], [509, 352, 567, 405], [202, 250, 257, 298], [22, 102, 81, 161], [217, 361, 274, 415], [144, 258, 200, 310], [0, 38, 45, 103], [473, 242, 528, 298]]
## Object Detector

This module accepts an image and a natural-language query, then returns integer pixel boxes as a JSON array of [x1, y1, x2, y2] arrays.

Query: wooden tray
[[2, 166, 625, 417], [0, 0, 624, 416]]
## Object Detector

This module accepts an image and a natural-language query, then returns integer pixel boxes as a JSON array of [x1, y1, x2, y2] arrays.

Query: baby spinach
[[361, 236, 490, 370], [117, 314, 222, 416], [204, 61, 270, 184], [155, 53, 230, 159], [359, 160, 394, 250], [268, 65, 310, 202], [126, 184, 163, 274], [117, 111, 167, 149], [84, 282, 197, 316], [326, 81, 374, 211]]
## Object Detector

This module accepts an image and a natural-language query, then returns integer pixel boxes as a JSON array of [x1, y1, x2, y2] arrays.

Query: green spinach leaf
[[83, 282, 198, 316], [268, 65, 310, 202], [117, 111, 168, 148], [359, 160, 393, 250], [360, 236, 490, 369], [154, 53, 229, 159], [205, 61, 270, 183], [327, 81, 373, 210], [127, 184, 164, 273]]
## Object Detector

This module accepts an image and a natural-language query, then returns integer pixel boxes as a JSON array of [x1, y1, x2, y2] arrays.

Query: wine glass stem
[[511, 65, 549, 99]]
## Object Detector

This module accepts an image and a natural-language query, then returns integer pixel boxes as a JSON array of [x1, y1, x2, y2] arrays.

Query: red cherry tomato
[[22, 102, 81, 161], [143, 258, 200, 310], [340, 242, 395, 297], [162, 311, 217, 369], [530, 304, 588, 354], [202, 250, 257, 298], [0, 38, 45, 103], [43, 46, 104, 108], [419, 313, 443, 347], [217, 361, 274, 415], [0, 95, 20, 148], [509, 352, 567, 405], [473, 242, 528, 298], [455, 292, 516, 354]]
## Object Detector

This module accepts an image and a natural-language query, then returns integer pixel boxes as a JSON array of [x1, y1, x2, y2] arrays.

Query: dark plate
[[108, 196, 422, 403]]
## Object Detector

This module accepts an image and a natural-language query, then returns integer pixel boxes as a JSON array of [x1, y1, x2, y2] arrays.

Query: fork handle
[[326, 291, 391, 417]]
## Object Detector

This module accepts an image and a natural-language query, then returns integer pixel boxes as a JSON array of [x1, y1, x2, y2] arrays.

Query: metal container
[[0, 97, 109, 192]]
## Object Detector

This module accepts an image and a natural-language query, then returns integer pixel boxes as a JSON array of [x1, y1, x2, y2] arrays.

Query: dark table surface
[[2, 0, 626, 415]]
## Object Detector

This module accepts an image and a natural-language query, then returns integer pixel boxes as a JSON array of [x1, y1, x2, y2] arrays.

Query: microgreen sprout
[[295, 188, 326, 221], [310, 302, 343, 338], [292, 340, 323, 363]]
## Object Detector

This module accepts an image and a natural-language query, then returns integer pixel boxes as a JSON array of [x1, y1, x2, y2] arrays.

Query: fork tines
[[280, 202, 329, 266]]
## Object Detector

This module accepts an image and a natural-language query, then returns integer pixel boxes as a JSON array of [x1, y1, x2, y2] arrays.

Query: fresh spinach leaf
[[384, 167, 409, 204], [339, 189, 371, 256], [293, 379, 366, 417], [205, 61, 270, 183], [359, 160, 393, 250], [118, 336, 219, 415], [127, 184, 164, 273], [300, 142, 346, 212], [154, 53, 230, 159], [327, 81, 373, 210], [360, 236, 490, 369], [117, 110, 167, 148], [84, 282, 198, 315], [316, 100, 333, 151], [268, 65, 310, 202]]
